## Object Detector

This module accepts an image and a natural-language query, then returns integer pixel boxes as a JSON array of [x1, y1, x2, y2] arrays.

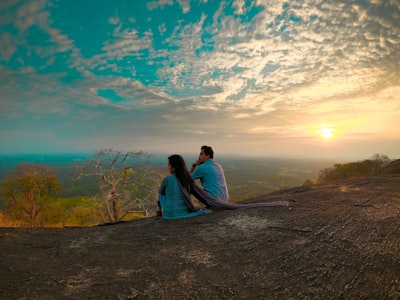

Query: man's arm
[[190, 160, 201, 173]]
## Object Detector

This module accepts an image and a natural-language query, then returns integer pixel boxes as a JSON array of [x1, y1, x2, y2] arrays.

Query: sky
[[0, 0, 399, 160]]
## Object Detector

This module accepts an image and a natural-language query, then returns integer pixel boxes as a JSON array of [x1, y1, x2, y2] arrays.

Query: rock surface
[[1, 175, 400, 299]]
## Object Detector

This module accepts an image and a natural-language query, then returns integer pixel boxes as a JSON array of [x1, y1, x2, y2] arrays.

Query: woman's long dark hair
[[168, 154, 289, 212], [168, 154, 193, 191]]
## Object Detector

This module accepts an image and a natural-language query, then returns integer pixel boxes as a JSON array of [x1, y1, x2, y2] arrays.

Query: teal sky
[[1, 0, 399, 159]]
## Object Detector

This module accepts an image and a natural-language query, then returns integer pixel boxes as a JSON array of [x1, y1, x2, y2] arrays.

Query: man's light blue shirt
[[191, 159, 229, 201]]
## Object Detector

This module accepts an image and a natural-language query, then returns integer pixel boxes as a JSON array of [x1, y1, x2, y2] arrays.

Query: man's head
[[199, 145, 214, 162]]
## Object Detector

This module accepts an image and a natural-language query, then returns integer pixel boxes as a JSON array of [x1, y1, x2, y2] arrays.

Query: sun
[[316, 124, 336, 140]]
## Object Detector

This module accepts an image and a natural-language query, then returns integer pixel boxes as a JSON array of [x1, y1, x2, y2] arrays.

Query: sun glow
[[316, 124, 337, 140]]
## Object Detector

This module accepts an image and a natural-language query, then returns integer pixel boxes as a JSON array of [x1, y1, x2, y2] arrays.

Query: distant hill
[[1, 175, 399, 299], [0, 154, 90, 178]]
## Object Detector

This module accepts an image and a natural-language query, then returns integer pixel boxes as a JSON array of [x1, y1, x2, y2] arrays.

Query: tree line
[[0, 151, 397, 227], [0, 149, 164, 227], [316, 153, 395, 184]]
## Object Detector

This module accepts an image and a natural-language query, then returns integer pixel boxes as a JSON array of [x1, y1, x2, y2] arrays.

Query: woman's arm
[[158, 176, 168, 194]]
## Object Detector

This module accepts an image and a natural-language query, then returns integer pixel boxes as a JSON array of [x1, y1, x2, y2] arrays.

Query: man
[[190, 145, 229, 202]]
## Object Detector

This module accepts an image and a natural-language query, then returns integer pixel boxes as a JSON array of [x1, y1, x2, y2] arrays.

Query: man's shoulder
[[208, 159, 222, 167], [201, 160, 215, 168], [193, 161, 211, 175]]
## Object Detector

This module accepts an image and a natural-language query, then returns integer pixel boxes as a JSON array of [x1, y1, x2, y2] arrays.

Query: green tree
[[77, 149, 162, 223], [2, 163, 62, 227]]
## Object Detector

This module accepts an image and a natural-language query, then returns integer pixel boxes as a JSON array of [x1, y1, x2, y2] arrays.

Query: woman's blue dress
[[158, 175, 211, 220]]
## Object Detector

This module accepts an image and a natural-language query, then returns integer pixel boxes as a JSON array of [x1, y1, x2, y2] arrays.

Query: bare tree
[[370, 153, 391, 175], [77, 149, 162, 223]]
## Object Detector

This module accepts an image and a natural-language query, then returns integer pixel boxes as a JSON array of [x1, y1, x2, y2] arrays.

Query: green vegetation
[[221, 157, 330, 200], [46, 195, 95, 227], [317, 154, 392, 184], [2, 163, 62, 227], [0, 152, 396, 227]]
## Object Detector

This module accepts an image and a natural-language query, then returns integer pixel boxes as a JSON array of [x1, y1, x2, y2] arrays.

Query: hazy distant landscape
[[0, 153, 335, 200], [3, 152, 394, 227], [1, 1, 399, 298]]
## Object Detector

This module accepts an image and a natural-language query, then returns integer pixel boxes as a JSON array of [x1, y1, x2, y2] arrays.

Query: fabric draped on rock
[[177, 180, 289, 210], [159, 175, 289, 221]]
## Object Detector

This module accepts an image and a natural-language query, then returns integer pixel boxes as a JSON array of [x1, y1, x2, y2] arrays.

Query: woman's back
[[158, 174, 210, 220]]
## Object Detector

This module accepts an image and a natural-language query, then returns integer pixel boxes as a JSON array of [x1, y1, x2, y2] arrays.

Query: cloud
[[0, 0, 399, 158], [0, 32, 16, 61], [177, 0, 190, 14], [147, 0, 174, 11]]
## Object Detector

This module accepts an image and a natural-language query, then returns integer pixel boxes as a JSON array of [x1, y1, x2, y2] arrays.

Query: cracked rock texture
[[1, 175, 400, 299]]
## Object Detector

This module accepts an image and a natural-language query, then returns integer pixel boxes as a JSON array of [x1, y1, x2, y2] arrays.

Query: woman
[[158, 154, 289, 220], [157, 155, 211, 220]]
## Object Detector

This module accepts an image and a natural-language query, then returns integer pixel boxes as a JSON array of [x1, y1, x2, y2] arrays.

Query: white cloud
[[0, 0, 399, 158], [178, 0, 190, 14], [15, 0, 47, 30], [147, 0, 173, 11], [232, 0, 246, 15], [0, 32, 16, 61]]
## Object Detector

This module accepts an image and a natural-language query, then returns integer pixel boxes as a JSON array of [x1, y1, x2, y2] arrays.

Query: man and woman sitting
[[157, 145, 288, 220]]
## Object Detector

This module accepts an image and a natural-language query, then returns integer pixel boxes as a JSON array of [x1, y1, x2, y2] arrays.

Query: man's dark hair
[[201, 145, 214, 159]]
